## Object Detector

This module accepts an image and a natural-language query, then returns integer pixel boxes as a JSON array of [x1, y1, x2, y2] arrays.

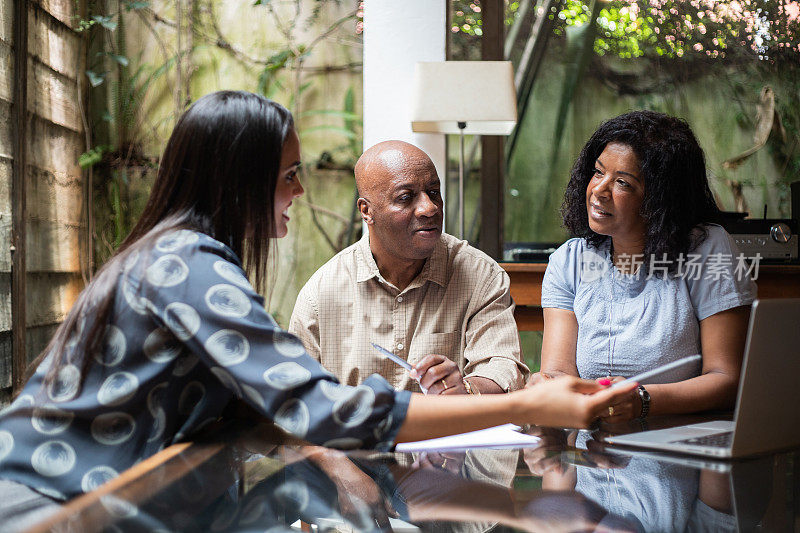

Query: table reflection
[[29, 417, 798, 533]]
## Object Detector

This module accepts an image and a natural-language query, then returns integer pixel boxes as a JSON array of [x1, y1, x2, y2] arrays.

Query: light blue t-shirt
[[541, 224, 757, 380]]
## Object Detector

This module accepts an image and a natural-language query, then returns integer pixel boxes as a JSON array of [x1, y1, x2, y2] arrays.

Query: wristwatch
[[637, 385, 650, 419]]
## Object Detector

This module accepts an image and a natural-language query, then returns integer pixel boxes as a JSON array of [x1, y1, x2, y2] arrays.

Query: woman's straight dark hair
[[29, 91, 294, 390]]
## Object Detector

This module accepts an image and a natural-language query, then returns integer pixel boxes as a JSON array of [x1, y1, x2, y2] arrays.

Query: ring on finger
[[608, 406, 615, 416], [440, 378, 449, 391]]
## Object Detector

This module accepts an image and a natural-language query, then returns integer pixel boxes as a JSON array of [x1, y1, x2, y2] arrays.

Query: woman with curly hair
[[538, 110, 756, 423]]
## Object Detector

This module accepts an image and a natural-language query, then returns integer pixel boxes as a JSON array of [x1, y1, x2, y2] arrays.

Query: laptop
[[605, 299, 800, 459]]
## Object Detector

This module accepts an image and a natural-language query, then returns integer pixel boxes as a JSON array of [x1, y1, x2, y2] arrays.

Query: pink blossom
[[785, 2, 800, 22]]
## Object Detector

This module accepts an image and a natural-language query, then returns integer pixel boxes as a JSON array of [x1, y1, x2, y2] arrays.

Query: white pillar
[[363, 1, 446, 185]]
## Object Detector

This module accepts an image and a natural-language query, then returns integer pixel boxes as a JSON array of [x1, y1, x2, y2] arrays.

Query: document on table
[[395, 424, 541, 453]]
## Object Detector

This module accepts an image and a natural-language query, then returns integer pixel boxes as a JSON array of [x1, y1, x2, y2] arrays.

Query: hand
[[598, 376, 642, 424], [525, 371, 559, 388], [311, 449, 397, 529], [514, 375, 639, 429], [521, 427, 569, 476], [411, 451, 466, 475], [583, 438, 630, 470], [411, 354, 467, 395]]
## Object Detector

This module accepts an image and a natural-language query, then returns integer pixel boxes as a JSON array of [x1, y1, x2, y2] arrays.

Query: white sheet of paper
[[395, 423, 542, 452]]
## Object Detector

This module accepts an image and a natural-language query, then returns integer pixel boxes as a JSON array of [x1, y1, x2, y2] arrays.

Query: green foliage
[[114, 52, 182, 134], [450, 1, 521, 59], [257, 47, 310, 100], [299, 125, 358, 140], [92, 15, 118, 31], [342, 86, 360, 161], [104, 53, 129, 67], [122, 1, 150, 9], [78, 145, 109, 168], [452, 1, 800, 61], [85, 69, 107, 87]]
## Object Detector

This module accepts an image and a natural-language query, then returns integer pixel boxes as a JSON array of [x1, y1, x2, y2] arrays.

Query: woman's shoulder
[[145, 229, 243, 267], [552, 237, 587, 258], [689, 223, 737, 256], [124, 229, 249, 293], [548, 237, 606, 267], [542, 237, 608, 296]]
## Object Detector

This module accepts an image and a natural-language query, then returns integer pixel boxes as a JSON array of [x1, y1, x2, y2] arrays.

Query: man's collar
[[418, 235, 447, 287], [355, 233, 380, 283], [355, 232, 448, 288]]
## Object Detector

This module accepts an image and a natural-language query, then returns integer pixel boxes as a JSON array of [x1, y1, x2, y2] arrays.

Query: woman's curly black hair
[[561, 110, 721, 266]]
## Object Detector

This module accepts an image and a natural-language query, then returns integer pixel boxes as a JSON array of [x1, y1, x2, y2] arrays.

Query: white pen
[[610, 354, 702, 389], [371, 342, 413, 371]]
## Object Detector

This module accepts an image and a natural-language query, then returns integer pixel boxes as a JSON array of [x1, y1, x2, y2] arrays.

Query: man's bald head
[[354, 140, 443, 266], [355, 140, 436, 198]]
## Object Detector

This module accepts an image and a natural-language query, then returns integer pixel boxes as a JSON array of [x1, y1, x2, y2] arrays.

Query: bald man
[[288, 141, 528, 394]]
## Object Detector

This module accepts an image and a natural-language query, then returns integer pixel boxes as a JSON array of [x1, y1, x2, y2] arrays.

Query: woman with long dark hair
[[0, 91, 634, 530], [539, 110, 756, 423]]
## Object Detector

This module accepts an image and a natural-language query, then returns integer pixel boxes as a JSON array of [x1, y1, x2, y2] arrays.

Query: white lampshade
[[410, 61, 517, 135]]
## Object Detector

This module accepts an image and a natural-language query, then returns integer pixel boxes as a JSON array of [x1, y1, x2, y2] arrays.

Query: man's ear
[[357, 198, 373, 224]]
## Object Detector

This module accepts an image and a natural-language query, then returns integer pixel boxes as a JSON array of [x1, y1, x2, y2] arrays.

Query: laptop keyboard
[[671, 431, 733, 448]]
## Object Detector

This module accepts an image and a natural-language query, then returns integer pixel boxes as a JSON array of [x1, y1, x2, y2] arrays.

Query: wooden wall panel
[[0, 159, 11, 273], [0, 324, 61, 389], [1, 0, 85, 399], [26, 272, 83, 326], [35, 0, 76, 29], [26, 113, 84, 274], [26, 219, 82, 273], [0, 41, 11, 102], [0, 101, 11, 160], [0, 273, 82, 388], [29, 3, 81, 80], [0, 274, 8, 331], [0, 111, 83, 274], [27, 59, 82, 132], [27, 113, 83, 176], [0, 0, 12, 44]]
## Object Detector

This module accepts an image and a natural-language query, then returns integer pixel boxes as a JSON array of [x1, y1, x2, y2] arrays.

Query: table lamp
[[410, 61, 517, 239]]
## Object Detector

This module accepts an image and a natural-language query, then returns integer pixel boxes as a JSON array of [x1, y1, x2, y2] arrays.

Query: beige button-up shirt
[[288, 232, 528, 392]]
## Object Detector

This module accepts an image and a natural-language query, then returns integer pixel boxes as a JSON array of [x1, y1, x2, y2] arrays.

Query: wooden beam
[[479, 0, 504, 259], [11, 0, 29, 393], [27, 441, 226, 533]]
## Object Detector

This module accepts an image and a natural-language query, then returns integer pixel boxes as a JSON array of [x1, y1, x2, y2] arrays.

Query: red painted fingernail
[[598, 378, 611, 386]]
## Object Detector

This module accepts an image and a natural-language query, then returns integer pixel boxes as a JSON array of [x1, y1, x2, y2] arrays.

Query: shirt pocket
[[409, 331, 461, 365]]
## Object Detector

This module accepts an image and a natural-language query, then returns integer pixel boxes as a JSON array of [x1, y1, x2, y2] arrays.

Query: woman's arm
[[395, 376, 636, 443], [603, 305, 750, 422], [645, 305, 749, 415], [539, 308, 580, 378]]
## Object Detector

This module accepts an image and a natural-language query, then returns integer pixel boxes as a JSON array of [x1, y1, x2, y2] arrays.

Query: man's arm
[[287, 284, 322, 363], [462, 269, 529, 392]]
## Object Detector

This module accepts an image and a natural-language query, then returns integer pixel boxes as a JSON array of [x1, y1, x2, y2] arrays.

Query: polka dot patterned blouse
[[0, 230, 410, 501]]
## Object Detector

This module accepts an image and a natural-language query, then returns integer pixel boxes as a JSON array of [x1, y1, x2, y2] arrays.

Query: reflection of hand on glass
[[302, 447, 397, 529], [411, 451, 466, 475], [581, 438, 631, 470], [522, 427, 569, 476], [394, 461, 637, 532]]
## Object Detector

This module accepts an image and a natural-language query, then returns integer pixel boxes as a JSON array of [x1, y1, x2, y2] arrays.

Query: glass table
[[26, 413, 799, 532]]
